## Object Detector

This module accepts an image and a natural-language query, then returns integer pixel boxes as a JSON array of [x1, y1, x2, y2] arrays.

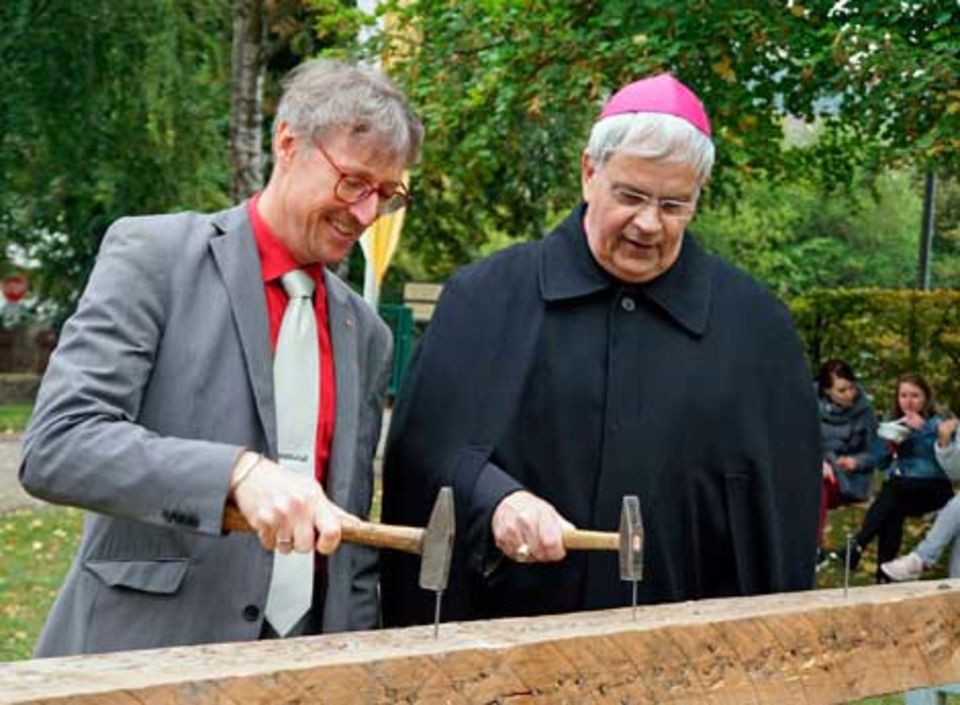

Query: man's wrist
[[229, 451, 264, 495]]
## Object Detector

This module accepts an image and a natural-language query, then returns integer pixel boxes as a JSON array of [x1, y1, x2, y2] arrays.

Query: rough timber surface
[[3, 581, 960, 704]]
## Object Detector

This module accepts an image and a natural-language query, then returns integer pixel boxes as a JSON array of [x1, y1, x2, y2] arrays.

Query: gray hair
[[585, 113, 715, 185], [275, 59, 424, 165]]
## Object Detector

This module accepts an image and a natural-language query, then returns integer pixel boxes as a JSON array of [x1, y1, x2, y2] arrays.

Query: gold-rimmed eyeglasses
[[315, 142, 411, 216], [610, 184, 697, 223]]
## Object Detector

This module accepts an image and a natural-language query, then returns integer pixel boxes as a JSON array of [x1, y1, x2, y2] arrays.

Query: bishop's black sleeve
[[758, 307, 822, 591], [449, 446, 525, 575]]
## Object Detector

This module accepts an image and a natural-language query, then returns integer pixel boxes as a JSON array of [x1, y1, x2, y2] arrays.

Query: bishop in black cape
[[380, 203, 820, 626]]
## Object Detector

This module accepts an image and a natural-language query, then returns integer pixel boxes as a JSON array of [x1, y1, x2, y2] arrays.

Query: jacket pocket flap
[[84, 559, 189, 594]]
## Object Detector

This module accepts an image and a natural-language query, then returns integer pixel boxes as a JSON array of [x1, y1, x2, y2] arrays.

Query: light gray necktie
[[264, 269, 320, 636]]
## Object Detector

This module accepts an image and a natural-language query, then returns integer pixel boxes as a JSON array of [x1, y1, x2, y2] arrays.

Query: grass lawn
[[0, 403, 32, 434], [0, 506, 83, 660], [0, 493, 957, 703]]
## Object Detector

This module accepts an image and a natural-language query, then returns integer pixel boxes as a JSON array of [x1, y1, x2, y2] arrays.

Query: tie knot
[[281, 270, 315, 299]]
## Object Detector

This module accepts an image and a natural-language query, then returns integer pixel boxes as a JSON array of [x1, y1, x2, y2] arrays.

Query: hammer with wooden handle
[[223, 505, 423, 553], [223, 487, 456, 637], [555, 496, 644, 616], [543, 495, 643, 555]]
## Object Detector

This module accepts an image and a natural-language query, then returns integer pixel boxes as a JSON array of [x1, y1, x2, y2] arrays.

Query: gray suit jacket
[[20, 203, 392, 656]]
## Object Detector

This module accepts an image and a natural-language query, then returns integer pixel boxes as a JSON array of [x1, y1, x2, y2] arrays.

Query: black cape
[[381, 205, 820, 626]]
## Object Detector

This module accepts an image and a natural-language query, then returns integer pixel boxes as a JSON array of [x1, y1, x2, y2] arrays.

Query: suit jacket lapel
[[209, 204, 277, 458], [325, 270, 359, 506]]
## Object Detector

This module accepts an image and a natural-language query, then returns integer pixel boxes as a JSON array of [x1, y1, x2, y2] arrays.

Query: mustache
[[328, 213, 363, 237]]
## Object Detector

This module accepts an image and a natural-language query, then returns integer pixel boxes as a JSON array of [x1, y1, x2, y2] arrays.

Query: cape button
[[621, 296, 636, 312]]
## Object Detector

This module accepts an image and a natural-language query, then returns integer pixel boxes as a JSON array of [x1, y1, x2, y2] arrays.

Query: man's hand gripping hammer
[[223, 487, 456, 637]]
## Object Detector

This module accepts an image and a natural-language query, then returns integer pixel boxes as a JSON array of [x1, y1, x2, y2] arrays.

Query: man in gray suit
[[19, 59, 423, 656]]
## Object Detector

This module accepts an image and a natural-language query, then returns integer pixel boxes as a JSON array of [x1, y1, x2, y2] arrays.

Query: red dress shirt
[[248, 194, 336, 485]]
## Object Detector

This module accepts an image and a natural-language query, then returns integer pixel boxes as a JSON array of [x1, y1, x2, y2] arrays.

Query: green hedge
[[789, 289, 960, 415]]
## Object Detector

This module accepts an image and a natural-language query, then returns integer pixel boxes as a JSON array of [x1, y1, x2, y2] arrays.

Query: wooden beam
[[4, 581, 960, 704]]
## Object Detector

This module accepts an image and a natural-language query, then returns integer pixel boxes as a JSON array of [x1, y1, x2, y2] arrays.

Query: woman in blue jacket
[[816, 360, 878, 566], [851, 373, 952, 582]]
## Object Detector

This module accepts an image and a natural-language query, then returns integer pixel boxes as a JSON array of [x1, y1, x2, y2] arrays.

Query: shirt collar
[[539, 202, 712, 337], [248, 193, 325, 285]]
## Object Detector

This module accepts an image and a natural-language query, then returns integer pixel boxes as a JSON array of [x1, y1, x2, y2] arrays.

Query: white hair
[[585, 113, 715, 185]]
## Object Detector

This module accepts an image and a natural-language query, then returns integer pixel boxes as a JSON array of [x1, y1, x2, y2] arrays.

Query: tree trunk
[[917, 169, 936, 290], [229, 0, 265, 201]]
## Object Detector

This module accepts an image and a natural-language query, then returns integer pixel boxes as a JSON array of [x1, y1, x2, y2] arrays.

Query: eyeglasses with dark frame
[[610, 184, 698, 223], [314, 142, 411, 215]]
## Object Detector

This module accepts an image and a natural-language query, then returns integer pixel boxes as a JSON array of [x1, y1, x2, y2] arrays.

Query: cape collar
[[538, 202, 712, 337]]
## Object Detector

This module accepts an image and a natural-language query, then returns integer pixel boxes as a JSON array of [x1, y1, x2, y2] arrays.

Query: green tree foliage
[[932, 175, 960, 286], [3, 2, 956, 315], [264, 0, 373, 109], [371, 1, 959, 282], [693, 167, 947, 297], [808, 0, 960, 173], [0, 0, 232, 324]]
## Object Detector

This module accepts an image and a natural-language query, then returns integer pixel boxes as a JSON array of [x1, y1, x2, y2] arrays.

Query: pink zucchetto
[[599, 73, 711, 138]]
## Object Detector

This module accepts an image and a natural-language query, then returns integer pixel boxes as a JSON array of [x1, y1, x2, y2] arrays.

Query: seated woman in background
[[881, 417, 960, 581], [850, 373, 953, 583], [816, 359, 879, 568]]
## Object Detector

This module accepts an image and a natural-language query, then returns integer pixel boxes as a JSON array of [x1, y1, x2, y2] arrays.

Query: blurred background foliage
[[374, 0, 960, 287], [0, 0, 958, 334], [0, 0, 233, 327]]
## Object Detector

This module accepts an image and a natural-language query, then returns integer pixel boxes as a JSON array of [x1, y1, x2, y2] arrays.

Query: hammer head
[[419, 486, 455, 592], [619, 495, 643, 581]]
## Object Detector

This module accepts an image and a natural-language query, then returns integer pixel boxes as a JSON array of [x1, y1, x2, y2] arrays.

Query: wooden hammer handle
[[222, 505, 425, 555], [343, 522, 424, 555], [562, 528, 620, 551]]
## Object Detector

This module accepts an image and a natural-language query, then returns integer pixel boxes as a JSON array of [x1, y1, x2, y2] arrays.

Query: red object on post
[[2, 274, 28, 303]]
